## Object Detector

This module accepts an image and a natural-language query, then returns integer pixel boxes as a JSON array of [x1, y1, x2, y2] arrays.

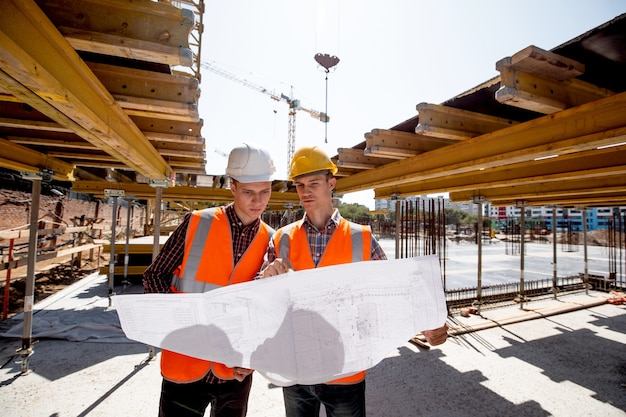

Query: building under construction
[[1, 2, 626, 416]]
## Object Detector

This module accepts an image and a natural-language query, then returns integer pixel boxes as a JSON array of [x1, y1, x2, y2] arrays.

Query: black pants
[[158, 374, 253, 417]]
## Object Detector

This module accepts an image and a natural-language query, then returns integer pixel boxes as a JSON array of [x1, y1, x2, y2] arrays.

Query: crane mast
[[201, 61, 329, 174]]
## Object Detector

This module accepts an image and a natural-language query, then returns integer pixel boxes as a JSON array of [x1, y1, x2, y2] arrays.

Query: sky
[[199, 1, 624, 209]]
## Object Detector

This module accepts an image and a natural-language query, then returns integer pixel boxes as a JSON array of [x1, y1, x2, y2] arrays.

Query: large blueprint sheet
[[112, 255, 447, 386]]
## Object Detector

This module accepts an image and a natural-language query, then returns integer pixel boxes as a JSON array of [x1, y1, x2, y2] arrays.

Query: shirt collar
[[225, 203, 260, 230], [302, 208, 341, 230]]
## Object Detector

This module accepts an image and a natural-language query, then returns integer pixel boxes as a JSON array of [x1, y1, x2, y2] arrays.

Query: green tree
[[338, 202, 371, 222], [445, 208, 466, 225]]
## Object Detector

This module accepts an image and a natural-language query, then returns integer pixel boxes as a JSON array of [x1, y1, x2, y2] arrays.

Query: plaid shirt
[[142, 203, 261, 384], [265, 209, 387, 265]]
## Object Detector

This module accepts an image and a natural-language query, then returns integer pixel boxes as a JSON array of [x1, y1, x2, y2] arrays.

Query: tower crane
[[200, 61, 329, 175]]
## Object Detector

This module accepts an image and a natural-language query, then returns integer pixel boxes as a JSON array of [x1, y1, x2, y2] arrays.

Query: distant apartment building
[[487, 205, 626, 231], [375, 197, 625, 232]]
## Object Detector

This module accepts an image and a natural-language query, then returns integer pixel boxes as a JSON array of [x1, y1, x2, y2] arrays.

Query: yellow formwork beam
[[336, 91, 626, 195], [374, 147, 626, 199], [72, 181, 302, 206], [0, 0, 170, 180], [0, 137, 75, 181]]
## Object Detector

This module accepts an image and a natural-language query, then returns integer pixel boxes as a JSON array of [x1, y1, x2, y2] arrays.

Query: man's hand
[[422, 324, 448, 346], [233, 367, 253, 382], [259, 258, 293, 278]]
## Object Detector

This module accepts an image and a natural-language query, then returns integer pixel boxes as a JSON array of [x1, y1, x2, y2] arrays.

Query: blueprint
[[112, 255, 447, 386]]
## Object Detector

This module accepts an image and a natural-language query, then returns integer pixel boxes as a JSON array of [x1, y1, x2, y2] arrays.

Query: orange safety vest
[[161, 207, 272, 383], [273, 217, 372, 384]]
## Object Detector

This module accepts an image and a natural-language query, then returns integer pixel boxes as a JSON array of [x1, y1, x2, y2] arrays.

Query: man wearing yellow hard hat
[[143, 143, 276, 417], [260, 146, 447, 417]]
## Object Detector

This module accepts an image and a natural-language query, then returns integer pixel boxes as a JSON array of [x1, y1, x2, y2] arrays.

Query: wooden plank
[[0, 243, 102, 271], [62, 27, 191, 67], [131, 115, 202, 136], [144, 132, 205, 145], [364, 128, 457, 158], [505, 45, 585, 81], [0, 117, 73, 133], [336, 148, 397, 170], [153, 141, 205, 155], [0, 0, 170, 179], [99, 265, 147, 276], [71, 181, 302, 205], [39, 0, 193, 50], [113, 94, 199, 122], [335, 91, 626, 194], [373, 147, 626, 199], [364, 146, 417, 159], [55, 243, 102, 258], [87, 62, 199, 103], [415, 103, 519, 140], [451, 176, 626, 201], [152, 148, 206, 159], [496, 65, 615, 114], [8, 136, 98, 150], [0, 226, 92, 240], [452, 193, 626, 208], [103, 243, 163, 255], [0, 137, 75, 180]]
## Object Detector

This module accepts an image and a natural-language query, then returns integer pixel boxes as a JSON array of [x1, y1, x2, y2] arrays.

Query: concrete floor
[[0, 271, 625, 417]]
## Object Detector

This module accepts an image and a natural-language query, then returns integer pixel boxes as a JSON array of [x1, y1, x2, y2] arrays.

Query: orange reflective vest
[[273, 217, 372, 384], [161, 206, 272, 383]]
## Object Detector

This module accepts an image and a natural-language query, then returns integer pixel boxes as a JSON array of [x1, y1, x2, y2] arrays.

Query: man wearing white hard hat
[[143, 143, 276, 417]]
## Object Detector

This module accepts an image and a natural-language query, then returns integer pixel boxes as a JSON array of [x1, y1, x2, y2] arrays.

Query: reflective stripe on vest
[[273, 217, 371, 384], [162, 207, 272, 383], [179, 208, 215, 283]]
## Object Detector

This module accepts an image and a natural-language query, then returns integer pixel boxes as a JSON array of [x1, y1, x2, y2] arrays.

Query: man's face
[[294, 172, 335, 211], [230, 180, 272, 225]]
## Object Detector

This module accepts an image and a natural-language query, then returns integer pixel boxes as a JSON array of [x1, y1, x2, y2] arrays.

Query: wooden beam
[[9, 133, 203, 155], [453, 193, 626, 208], [86, 62, 199, 103], [167, 167, 207, 175], [496, 67, 615, 114], [415, 103, 519, 140], [503, 45, 585, 81], [335, 91, 626, 195], [46, 151, 117, 162], [0, 137, 74, 180], [150, 148, 205, 159], [364, 146, 417, 159], [113, 94, 199, 122], [0, 226, 91, 241], [38, 0, 194, 65], [336, 148, 397, 170], [1, 243, 102, 271], [0, 0, 170, 179], [364, 129, 456, 159], [132, 116, 202, 136], [63, 27, 192, 67], [71, 181, 302, 205], [450, 176, 626, 205], [374, 146, 626, 198], [144, 131, 204, 145], [495, 46, 614, 114], [0, 116, 72, 133], [7, 136, 98, 150]]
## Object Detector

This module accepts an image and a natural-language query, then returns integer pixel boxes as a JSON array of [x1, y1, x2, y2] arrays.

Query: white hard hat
[[225, 143, 276, 183]]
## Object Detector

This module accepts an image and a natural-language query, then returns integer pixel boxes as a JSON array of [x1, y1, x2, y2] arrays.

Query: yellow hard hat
[[289, 146, 338, 180]]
